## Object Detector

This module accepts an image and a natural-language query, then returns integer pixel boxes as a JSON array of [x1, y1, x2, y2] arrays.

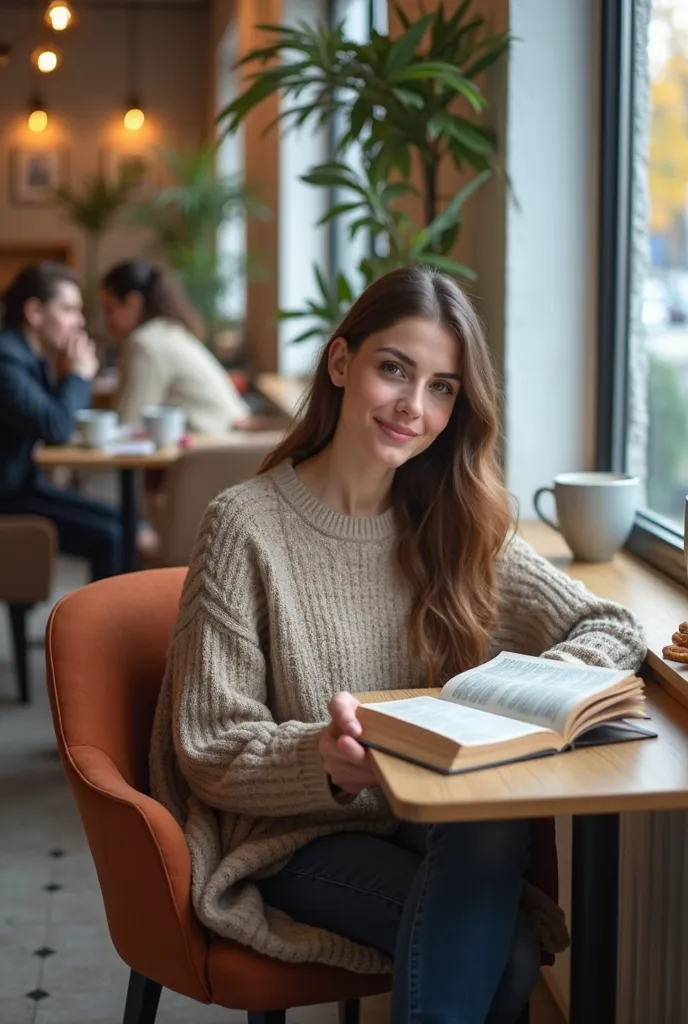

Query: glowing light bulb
[[28, 109, 48, 132], [123, 107, 145, 131], [32, 45, 61, 73], [46, 2, 73, 31], [38, 50, 57, 72]]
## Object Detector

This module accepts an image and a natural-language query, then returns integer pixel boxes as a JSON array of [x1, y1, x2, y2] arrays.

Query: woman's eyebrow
[[377, 346, 461, 380]]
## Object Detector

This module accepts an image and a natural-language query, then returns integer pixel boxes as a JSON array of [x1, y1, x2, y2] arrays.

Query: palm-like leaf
[[218, 2, 509, 340], [219, 5, 508, 184], [54, 166, 142, 235], [126, 144, 270, 340]]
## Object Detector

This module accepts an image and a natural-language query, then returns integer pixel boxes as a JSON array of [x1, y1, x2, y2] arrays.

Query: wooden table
[[255, 373, 309, 418], [35, 443, 184, 573], [365, 523, 688, 1024]]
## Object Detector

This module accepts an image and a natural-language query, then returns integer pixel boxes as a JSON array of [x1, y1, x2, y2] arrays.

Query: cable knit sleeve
[[494, 534, 647, 670], [167, 493, 343, 818]]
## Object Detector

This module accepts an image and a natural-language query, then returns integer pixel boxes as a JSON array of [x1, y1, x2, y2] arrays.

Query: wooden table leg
[[120, 468, 139, 573], [570, 812, 620, 1024]]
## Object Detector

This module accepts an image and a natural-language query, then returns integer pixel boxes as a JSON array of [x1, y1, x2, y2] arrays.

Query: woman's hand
[[318, 692, 378, 796]]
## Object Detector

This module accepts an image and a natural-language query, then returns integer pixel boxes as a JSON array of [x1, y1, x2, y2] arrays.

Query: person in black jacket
[[0, 263, 122, 579]]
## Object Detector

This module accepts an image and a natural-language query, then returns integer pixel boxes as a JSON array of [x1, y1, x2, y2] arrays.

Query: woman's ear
[[327, 336, 350, 389]]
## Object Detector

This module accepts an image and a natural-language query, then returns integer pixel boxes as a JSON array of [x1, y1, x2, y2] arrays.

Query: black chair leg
[[8, 603, 31, 704], [339, 998, 361, 1023], [515, 1004, 531, 1024], [122, 970, 162, 1024], [247, 1013, 286, 1023]]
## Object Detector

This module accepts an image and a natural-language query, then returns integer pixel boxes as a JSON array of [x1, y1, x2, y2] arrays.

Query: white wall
[[504, 0, 599, 518], [0, 5, 209, 286]]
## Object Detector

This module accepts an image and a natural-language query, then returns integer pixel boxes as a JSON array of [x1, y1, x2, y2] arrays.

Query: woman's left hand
[[318, 692, 378, 795]]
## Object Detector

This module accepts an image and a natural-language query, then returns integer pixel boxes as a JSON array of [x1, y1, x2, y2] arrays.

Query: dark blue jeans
[[258, 819, 539, 1024], [0, 480, 123, 581]]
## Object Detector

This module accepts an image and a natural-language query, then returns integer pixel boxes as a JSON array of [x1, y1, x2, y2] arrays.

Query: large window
[[329, 0, 388, 289], [602, 0, 688, 580]]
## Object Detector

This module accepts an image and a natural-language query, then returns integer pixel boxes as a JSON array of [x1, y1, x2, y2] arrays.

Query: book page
[[362, 696, 553, 746], [440, 652, 632, 736]]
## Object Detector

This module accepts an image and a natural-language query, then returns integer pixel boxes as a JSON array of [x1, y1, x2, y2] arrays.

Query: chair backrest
[[0, 515, 56, 602], [158, 432, 284, 566], [45, 568, 211, 1000]]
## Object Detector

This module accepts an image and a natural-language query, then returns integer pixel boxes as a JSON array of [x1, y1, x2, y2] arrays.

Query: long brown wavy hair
[[262, 266, 513, 685]]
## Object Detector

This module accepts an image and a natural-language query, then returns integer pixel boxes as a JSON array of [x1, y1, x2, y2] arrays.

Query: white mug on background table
[[75, 409, 119, 449], [533, 472, 640, 562], [142, 406, 187, 449]]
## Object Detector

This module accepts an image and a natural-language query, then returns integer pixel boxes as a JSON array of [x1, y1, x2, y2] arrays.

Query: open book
[[356, 652, 657, 774]]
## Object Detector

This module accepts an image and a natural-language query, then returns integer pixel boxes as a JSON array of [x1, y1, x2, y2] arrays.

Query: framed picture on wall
[[10, 149, 69, 206], [99, 148, 157, 201]]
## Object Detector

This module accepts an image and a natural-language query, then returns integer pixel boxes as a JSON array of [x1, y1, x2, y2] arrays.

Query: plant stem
[[423, 156, 437, 228]]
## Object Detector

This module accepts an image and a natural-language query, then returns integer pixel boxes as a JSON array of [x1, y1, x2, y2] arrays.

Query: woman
[[101, 260, 252, 434], [150, 267, 645, 1023], [0, 263, 122, 579]]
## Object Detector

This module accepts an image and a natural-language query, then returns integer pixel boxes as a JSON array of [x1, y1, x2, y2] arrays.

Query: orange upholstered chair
[[44, 569, 558, 1024]]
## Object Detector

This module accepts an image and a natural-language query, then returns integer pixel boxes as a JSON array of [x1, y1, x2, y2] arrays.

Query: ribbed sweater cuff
[[297, 729, 349, 812]]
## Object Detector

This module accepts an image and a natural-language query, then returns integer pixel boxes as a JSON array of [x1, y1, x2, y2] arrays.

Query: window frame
[[598, 0, 687, 586]]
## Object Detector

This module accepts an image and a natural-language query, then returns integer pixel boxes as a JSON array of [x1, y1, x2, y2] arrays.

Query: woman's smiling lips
[[374, 417, 419, 442]]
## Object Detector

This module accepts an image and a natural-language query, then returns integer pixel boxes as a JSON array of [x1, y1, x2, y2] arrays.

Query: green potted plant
[[218, 1, 509, 340], [54, 164, 143, 321], [127, 143, 270, 349]]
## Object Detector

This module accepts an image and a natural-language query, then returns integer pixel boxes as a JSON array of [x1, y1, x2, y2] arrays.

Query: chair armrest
[[0, 516, 56, 603], [65, 743, 211, 1002]]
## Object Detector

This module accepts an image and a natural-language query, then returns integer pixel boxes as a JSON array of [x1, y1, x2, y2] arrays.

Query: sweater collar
[[270, 461, 397, 542]]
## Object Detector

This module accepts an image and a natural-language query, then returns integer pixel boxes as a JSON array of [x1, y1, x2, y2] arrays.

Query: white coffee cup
[[142, 405, 187, 449], [75, 409, 119, 449], [533, 472, 640, 562]]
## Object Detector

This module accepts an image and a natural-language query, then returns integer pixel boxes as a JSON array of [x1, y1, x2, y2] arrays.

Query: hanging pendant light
[[45, 2, 76, 32], [123, 5, 144, 131], [124, 100, 145, 132], [28, 95, 48, 132], [31, 42, 62, 73]]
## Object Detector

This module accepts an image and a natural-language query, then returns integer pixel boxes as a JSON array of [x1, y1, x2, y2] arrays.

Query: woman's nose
[[397, 383, 424, 417]]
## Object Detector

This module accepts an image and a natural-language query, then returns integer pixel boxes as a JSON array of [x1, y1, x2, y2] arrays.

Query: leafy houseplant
[[54, 165, 143, 321], [219, 1, 509, 341], [127, 144, 270, 346]]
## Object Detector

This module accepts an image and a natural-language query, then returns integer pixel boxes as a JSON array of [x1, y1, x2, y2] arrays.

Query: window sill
[[520, 520, 688, 712], [626, 515, 686, 587]]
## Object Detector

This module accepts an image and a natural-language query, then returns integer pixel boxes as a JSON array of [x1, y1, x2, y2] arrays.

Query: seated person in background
[[150, 266, 646, 1024], [0, 263, 122, 580], [101, 260, 256, 435]]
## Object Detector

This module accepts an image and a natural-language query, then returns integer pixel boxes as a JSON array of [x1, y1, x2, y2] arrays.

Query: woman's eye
[[431, 380, 455, 396], [381, 361, 404, 377]]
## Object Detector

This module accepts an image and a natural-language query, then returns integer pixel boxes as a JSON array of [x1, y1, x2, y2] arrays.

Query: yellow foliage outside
[[650, 51, 688, 234]]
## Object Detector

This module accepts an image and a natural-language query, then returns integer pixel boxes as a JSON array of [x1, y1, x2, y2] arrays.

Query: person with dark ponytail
[[0, 263, 122, 579], [101, 261, 252, 434]]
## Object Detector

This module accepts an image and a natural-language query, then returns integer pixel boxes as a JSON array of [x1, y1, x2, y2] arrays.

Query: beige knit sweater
[[149, 461, 646, 975]]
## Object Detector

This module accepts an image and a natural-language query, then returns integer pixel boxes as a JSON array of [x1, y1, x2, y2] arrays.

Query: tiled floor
[[0, 553, 561, 1024]]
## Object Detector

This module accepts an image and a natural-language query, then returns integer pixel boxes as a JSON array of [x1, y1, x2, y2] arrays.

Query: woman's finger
[[328, 692, 362, 737], [336, 734, 367, 763]]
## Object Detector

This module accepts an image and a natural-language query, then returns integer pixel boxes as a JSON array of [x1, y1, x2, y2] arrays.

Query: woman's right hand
[[318, 692, 378, 796]]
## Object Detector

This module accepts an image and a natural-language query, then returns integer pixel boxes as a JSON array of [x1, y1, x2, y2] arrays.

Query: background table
[[255, 373, 309, 418], [35, 444, 184, 572]]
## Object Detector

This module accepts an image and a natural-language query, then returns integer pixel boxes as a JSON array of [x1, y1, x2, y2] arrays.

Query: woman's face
[[329, 316, 461, 470], [101, 288, 144, 344]]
